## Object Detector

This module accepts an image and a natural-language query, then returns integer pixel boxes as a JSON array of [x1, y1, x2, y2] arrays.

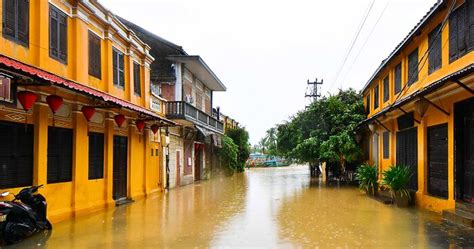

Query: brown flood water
[[7, 165, 474, 248]]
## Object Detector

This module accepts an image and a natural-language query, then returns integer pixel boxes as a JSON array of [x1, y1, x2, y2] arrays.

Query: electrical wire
[[339, 1, 390, 86], [329, 0, 376, 92], [388, 0, 456, 110]]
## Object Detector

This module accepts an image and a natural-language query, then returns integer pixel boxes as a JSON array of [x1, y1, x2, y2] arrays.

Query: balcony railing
[[166, 101, 224, 133]]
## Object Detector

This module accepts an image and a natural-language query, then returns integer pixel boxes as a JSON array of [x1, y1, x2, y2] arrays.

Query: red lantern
[[46, 95, 63, 114], [81, 106, 96, 122], [151, 124, 159, 134], [136, 120, 145, 132], [114, 114, 126, 127], [17, 91, 37, 111]]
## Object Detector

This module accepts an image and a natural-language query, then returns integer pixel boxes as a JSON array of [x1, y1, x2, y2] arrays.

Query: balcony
[[166, 101, 224, 134]]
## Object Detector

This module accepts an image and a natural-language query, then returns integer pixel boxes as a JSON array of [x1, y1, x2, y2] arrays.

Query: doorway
[[455, 97, 474, 204], [113, 135, 128, 200]]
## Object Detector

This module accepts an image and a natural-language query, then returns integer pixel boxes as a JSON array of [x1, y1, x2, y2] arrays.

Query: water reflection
[[5, 165, 474, 248]]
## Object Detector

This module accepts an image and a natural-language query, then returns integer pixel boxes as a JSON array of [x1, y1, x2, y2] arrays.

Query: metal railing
[[166, 101, 224, 133]]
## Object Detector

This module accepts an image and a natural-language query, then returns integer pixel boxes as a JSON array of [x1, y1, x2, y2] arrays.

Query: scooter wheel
[[46, 220, 52, 230], [3, 222, 24, 245]]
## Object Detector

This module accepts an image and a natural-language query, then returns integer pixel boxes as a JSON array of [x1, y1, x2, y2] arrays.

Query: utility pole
[[305, 78, 323, 108]]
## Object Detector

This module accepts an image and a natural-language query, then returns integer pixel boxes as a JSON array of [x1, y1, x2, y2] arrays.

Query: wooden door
[[113, 136, 128, 200], [176, 151, 181, 186], [396, 127, 418, 190], [427, 124, 448, 199], [463, 113, 474, 203]]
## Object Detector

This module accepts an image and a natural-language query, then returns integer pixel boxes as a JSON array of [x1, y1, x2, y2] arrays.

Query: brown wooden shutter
[[3, 0, 16, 38], [88, 32, 101, 78], [394, 63, 401, 94], [49, 7, 59, 58], [47, 127, 73, 183], [113, 49, 118, 85], [458, 4, 467, 54], [408, 48, 418, 85], [428, 25, 441, 74], [17, 0, 29, 45], [59, 14, 67, 62], [134, 63, 141, 96], [88, 132, 104, 180], [469, 0, 474, 49]]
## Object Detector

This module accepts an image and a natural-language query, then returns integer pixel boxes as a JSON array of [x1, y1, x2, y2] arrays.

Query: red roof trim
[[0, 55, 175, 125]]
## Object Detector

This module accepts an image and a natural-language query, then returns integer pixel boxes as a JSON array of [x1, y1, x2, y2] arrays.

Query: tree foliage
[[218, 135, 239, 175], [226, 127, 251, 172], [266, 88, 365, 177]]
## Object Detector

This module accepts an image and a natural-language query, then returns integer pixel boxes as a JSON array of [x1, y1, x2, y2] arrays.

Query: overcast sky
[[100, 0, 437, 144]]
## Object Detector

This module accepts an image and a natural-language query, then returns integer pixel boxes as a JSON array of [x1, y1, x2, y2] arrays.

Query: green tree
[[218, 135, 239, 175], [226, 127, 251, 172]]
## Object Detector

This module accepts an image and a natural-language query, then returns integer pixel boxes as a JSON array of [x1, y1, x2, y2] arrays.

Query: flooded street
[[10, 166, 474, 248]]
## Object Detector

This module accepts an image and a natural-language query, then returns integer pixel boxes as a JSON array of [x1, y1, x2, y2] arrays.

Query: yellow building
[[360, 0, 474, 218], [0, 0, 175, 222]]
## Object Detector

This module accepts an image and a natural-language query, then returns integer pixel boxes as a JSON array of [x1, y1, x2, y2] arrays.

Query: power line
[[339, 1, 390, 85], [329, 0, 376, 92]]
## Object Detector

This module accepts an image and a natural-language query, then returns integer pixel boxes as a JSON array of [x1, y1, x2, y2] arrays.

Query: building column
[[33, 103, 49, 186], [417, 117, 427, 195], [72, 111, 88, 214], [104, 118, 114, 204], [448, 111, 455, 202], [144, 128, 151, 194]]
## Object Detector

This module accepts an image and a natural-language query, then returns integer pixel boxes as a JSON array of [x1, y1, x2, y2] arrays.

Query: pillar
[[417, 117, 427, 195], [72, 111, 88, 213], [33, 103, 49, 186], [447, 111, 455, 201], [104, 118, 114, 204]]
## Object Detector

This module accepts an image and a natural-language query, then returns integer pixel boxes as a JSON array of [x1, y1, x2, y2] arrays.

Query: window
[[366, 94, 370, 114], [383, 76, 389, 103], [374, 85, 379, 109], [2, 0, 29, 46], [133, 62, 141, 96], [49, 4, 68, 63], [428, 25, 442, 74], [0, 121, 33, 188], [88, 31, 101, 79], [408, 48, 418, 85], [0, 74, 14, 103], [113, 47, 125, 87], [47, 127, 73, 183], [394, 63, 402, 94], [88, 132, 104, 180], [449, 1, 474, 62], [383, 131, 390, 159]]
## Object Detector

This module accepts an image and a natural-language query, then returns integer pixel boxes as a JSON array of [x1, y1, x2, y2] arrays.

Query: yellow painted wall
[[0, 0, 166, 222]]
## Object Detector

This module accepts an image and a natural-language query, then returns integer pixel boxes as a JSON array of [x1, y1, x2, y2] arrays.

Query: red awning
[[0, 55, 175, 125]]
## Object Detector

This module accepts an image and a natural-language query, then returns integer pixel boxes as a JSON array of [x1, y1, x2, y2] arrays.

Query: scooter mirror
[[0, 192, 10, 197]]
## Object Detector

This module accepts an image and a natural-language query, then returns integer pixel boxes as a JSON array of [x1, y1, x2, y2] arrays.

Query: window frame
[[112, 47, 125, 88], [88, 132, 104, 180], [383, 75, 389, 103], [428, 24, 442, 74], [407, 48, 419, 86], [373, 85, 379, 110], [88, 31, 102, 79], [366, 94, 370, 114], [47, 126, 73, 184], [2, 0, 29, 47], [394, 63, 402, 94], [133, 62, 141, 96], [49, 4, 68, 64]]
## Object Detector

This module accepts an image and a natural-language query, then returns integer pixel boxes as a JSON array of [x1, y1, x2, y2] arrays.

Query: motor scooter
[[0, 185, 52, 245]]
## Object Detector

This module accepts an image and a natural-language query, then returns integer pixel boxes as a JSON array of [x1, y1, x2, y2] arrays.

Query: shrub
[[218, 135, 239, 175], [355, 163, 377, 195], [381, 165, 412, 199]]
